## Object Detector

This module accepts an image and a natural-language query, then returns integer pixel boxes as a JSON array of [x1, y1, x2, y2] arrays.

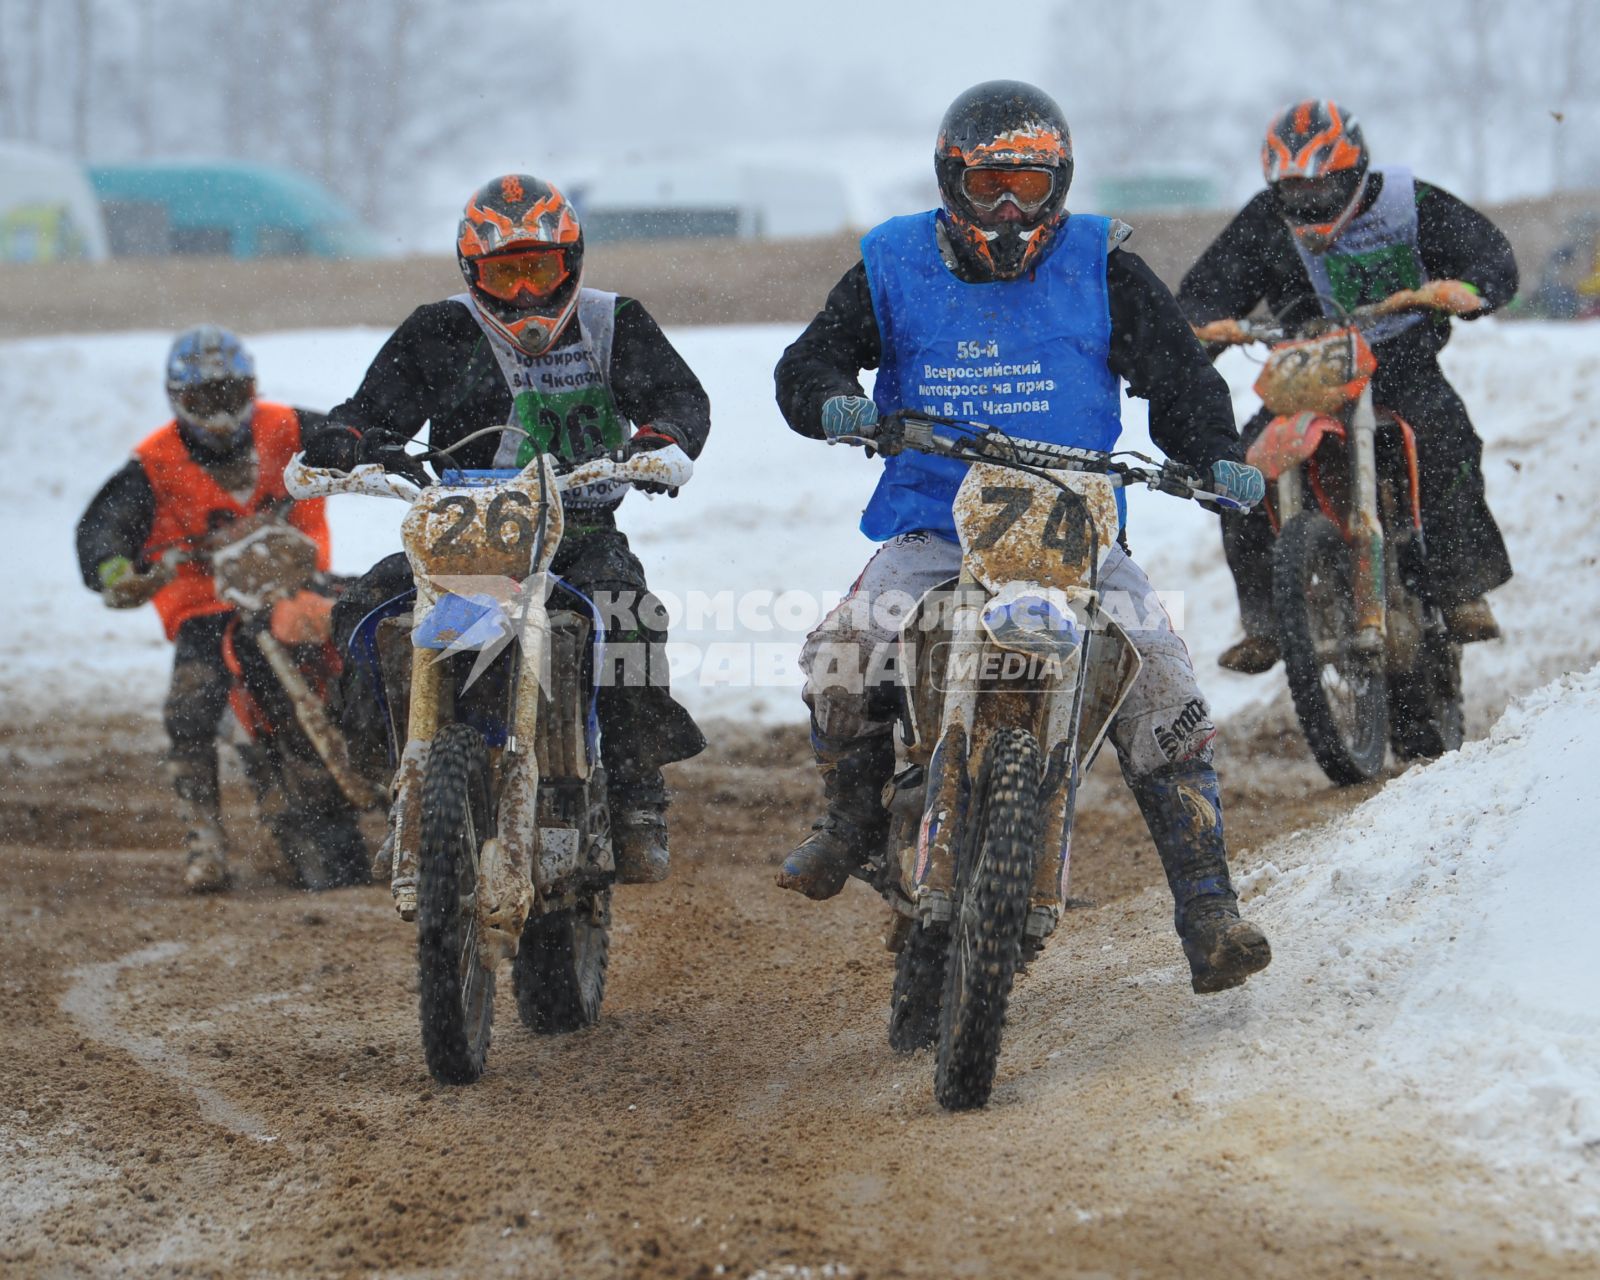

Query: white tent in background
[[0, 141, 111, 263]]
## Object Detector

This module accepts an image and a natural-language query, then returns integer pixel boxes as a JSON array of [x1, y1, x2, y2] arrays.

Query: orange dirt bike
[[838, 412, 1246, 1110], [1213, 299, 1464, 784], [158, 512, 382, 888], [285, 439, 693, 1085]]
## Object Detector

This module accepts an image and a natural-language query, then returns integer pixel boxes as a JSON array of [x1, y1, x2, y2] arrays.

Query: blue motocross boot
[[1128, 761, 1272, 994], [777, 729, 894, 901]]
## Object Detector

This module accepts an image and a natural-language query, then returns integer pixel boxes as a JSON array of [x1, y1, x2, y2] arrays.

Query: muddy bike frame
[[169, 516, 384, 812], [283, 443, 693, 944], [849, 413, 1243, 948], [1235, 303, 1426, 659]]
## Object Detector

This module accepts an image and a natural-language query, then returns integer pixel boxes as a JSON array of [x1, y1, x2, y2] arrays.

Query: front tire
[[513, 891, 611, 1034], [934, 727, 1041, 1111], [1389, 626, 1464, 760], [416, 723, 495, 1085], [1273, 512, 1389, 785], [888, 920, 946, 1055]]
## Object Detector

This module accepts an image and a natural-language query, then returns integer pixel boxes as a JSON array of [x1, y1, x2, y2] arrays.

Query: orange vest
[[135, 402, 331, 640]]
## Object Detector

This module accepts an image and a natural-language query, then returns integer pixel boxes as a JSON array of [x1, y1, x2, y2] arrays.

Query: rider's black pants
[[1221, 356, 1513, 633]]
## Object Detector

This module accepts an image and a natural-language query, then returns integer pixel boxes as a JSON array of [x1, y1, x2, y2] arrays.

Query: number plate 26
[[953, 463, 1119, 593], [401, 458, 565, 581]]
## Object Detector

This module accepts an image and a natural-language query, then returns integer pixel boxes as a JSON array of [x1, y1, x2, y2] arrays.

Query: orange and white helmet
[[456, 174, 584, 355], [1262, 100, 1371, 253]]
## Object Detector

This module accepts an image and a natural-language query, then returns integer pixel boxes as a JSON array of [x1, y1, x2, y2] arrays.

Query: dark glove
[[98, 555, 173, 609], [359, 429, 432, 488], [626, 426, 683, 496], [300, 424, 363, 472]]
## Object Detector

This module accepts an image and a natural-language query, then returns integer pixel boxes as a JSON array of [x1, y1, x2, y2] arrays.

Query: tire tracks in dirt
[[0, 704, 1593, 1278]]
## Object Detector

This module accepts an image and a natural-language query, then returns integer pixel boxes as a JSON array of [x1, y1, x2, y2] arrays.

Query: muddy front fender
[[1246, 411, 1345, 483]]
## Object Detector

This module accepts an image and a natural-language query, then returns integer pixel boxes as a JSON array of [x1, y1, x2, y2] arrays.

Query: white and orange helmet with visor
[[457, 174, 584, 355], [1263, 99, 1372, 254]]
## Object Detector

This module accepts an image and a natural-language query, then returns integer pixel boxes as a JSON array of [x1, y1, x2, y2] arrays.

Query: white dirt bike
[[286, 441, 692, 1085], [842, 413, 1243, 1110]]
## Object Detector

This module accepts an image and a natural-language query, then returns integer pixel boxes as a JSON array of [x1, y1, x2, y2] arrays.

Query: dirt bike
[[1216, 299, 1464, 785], [285, 439, 694, 1086], [838, 412, 1244, 1111], [157, 511, 381, 889]]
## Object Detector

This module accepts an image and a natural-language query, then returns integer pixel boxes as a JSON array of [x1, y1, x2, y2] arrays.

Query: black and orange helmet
[[1262, 100, 1371, 251], [457, 174, 584, 355], [935, 80, 1073, 281]]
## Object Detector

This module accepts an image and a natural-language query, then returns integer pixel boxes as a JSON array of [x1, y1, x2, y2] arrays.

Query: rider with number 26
[[300, 175, 710, 888]]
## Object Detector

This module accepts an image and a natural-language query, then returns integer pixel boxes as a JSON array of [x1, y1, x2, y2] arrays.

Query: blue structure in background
[[87, 161, 373, 259]]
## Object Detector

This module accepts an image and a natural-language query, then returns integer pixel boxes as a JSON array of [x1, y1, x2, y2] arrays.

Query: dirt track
[[1, 700, 1590, 1280]]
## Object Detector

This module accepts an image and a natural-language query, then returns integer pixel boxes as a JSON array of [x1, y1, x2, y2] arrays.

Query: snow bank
[[1206, 665, 1600, 1246], [3, 319, 1598, 727]]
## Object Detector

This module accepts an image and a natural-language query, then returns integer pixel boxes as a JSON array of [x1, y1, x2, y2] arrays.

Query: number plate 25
[[952, 463, 1119, 592]]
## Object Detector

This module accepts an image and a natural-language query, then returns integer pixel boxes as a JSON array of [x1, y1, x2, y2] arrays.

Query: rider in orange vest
[[76, 326, 346, 893]]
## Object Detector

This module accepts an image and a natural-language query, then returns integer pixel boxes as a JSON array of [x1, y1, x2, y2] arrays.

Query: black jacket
[[320, 296, 710, 467], [76, 408, 326, 590], [1177, 175, 1518, 372], [774, 222, 1243, 472]]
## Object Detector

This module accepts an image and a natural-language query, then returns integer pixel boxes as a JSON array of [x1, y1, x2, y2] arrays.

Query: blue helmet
[[165, 325, 256, 453]]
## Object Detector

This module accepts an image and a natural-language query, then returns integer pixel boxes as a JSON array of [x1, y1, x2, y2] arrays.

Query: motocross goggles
[[472, 246, 575, 304], [174, 376, 254, 427], [960, 166, 1055, 214], [1273, 170, 1364, 223]]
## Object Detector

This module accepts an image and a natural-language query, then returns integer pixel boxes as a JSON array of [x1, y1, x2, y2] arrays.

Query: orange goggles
[[474, 248, 573, 303], [961, 166, 1054, 211]]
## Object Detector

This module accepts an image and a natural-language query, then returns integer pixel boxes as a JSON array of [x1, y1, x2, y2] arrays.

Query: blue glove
[[1210, 460, 1265, 510], [820, 395, 879, 441]]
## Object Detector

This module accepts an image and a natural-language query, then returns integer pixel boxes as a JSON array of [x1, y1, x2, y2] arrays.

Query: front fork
[[906, 579, 1083, 946], [389, 615, 545, 944], [1348, 386, 1388, 656]]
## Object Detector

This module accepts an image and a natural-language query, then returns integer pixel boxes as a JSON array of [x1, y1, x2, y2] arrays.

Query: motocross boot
[[1218, 634, 1280, 674], [610, 769, 671, 885], [1442, 597, 1500, 643], [170, 754, 231, 894], [777, 731, 895, 901], [1128, 760, 1271, 994]]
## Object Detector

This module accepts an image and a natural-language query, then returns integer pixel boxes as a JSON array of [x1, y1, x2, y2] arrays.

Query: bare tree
[[68, 0, 92, 156]]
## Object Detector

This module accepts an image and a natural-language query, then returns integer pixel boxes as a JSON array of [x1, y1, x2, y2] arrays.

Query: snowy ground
[[5, 317, 1598, 727], [1212, 664, 1600, 1249]]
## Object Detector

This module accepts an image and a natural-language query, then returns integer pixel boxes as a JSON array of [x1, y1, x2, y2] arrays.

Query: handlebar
[[843, 412, 1249, 511], [282, 444, 695, 505], [1197, 296, 1427, 347]]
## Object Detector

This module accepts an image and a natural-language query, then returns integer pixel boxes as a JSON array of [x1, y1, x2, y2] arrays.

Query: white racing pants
[[800, 531, 1216, 780]]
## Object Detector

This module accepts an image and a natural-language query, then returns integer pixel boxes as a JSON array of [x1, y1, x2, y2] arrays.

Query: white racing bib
[[454, 289, 633, 507]]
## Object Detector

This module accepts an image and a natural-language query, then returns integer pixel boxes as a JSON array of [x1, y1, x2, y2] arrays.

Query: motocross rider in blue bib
[[773, 82, 1272, 993]]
